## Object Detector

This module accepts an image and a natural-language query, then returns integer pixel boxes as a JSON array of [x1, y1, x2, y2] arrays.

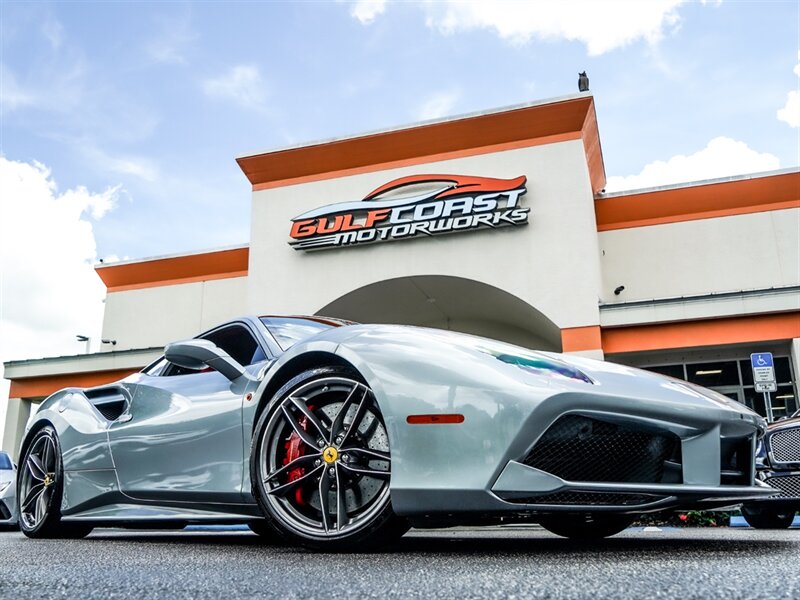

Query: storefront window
[[686, 361, 740, 388], [644, 356, 797, 420]]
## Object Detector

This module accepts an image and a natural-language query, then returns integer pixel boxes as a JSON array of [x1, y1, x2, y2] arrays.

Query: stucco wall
[[599, 208, 800, 303], [101, 276, 248, 350]]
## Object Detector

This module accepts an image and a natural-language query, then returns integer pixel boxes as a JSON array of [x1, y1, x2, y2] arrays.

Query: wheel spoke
[[339, 462, 390, 480], [318, 468, 332, 534], [263, 453, 321, 484], [330, 384, 360, 441], [280, 405, 319, 448], [288, 396, 329, 442], [341, 447, 391, 462], [42, 438, 53, 472], [21, 483, 45, 513], [266, 464, 324, 496], [35, 487, 49, 524], [27, 454, 46, 481], [335, 465, 347, 531], [341, 387, 370, 446]]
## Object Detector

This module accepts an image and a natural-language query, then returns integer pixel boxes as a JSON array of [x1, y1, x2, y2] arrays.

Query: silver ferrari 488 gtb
[[17, 316, 773, 549]]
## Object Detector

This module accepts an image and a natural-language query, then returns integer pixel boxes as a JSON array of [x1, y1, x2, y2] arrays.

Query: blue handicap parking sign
[[751, 353, 774, 368]]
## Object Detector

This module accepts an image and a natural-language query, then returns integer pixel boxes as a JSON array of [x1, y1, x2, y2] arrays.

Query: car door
[[108, 322, 268, 504]]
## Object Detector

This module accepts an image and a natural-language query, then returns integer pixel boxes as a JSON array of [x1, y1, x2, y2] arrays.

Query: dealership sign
[[289, 174, 529, 250]]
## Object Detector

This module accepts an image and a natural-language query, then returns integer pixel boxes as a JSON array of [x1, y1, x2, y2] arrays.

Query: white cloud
[[0, 64, 36, 112], [605, 137, 780, 192], [81, 143, 160, 182], [368, 0, 687, 55], [0, 158, 119, 444], [776, 51, 800, 128], [777, 91, 800, 128], [42, 15, 64, 50], [415, 90, 461, 121], [146, 13, 197, 65], [202, 65, 268, 111], [350, 0, 387, 25]]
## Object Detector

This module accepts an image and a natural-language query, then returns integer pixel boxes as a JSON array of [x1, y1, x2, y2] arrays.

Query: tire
[[251, 367, 408, 551], [17, 426, 93, 539], [539, 513, 635, 539], [741, 504, 795, 529]]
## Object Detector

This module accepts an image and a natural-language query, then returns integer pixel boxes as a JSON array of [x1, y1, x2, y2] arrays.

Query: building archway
[[316, 275, 561, 351]]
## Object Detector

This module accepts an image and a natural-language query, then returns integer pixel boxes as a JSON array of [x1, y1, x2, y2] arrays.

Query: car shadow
[[83, 528, 796, 557]]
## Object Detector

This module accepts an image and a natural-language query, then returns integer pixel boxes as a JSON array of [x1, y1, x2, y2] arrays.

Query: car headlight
[[0, 480, 11, 493], [493, 352, 594, 384]]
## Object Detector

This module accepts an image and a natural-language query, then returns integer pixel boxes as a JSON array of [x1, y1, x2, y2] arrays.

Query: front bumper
[[487, 394, 770, 514], [0, 488, 17, 526], [493, 461, 774, 513]]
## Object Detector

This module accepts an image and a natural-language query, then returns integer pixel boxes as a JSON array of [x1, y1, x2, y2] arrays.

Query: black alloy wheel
[[251, 367, 408, 550], [17, 426, 92, 539]]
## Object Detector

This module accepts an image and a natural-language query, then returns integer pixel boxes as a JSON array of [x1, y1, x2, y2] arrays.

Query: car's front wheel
[[17, 426, 93, 539], [741, 504, 795, 529], [538, 513, 635, 539], [251, 367, 408, 550]]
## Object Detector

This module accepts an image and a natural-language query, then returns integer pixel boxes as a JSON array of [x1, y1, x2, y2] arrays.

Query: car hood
[[322, 324, 763, 423]]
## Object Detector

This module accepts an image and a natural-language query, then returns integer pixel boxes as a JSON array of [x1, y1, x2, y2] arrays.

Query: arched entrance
[[317, 275, 561, 351]]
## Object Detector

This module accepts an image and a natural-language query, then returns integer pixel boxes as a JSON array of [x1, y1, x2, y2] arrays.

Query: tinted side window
[[203, 325, 266, 367]]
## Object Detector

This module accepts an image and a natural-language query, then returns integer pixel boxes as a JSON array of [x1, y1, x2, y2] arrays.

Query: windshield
[[260, 316, 354, 352], [0, 452, 12, 470]]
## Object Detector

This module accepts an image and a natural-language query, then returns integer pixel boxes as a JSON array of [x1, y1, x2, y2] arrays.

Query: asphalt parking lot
[[1, 525, 798, 599]]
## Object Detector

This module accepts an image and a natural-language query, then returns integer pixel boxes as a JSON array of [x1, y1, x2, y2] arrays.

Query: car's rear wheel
[[741, 504, 795, 529], [251, 367, 408, 550], [539, 513, 635, 539], [17, 426, 92, 539]]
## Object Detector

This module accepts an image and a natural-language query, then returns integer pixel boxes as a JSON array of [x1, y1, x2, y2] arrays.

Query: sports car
[[0, 451, 18, 529], [17, 316, 773, 548]]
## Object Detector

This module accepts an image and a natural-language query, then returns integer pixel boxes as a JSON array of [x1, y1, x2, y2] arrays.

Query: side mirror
[[165, 339, 248, 382]]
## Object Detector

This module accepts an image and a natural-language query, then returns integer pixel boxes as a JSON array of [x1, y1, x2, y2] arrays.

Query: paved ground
[[1, 526, 798, 599]]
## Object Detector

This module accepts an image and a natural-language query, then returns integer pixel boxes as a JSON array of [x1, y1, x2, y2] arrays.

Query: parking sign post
[[750, 353, 777, 422]]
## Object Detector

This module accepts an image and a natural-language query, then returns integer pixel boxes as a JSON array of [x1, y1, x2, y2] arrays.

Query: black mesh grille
[[764, 475, 800, 499], [0, 500, 11, 521], [506, 491, 665, 506], [95, 400, 126, 421], [523, 415, 679, 483], [769, 428, 800, 463]]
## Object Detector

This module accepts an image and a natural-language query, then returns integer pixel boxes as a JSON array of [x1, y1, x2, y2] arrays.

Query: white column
[[1, 398, 32, 462], [792, 338, 800, 388]]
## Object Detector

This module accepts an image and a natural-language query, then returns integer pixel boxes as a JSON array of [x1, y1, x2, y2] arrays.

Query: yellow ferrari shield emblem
[[322, 446, 338, 464]]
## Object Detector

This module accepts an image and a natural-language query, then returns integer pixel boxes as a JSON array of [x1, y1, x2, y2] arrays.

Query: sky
[[0, 0, 799, 444]]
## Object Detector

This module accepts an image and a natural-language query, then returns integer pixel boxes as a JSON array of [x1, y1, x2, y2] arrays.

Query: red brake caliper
[[283, 413, 310, 506]]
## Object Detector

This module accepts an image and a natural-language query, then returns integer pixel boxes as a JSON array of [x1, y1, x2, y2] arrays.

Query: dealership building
[[3, 92, 799, 459]]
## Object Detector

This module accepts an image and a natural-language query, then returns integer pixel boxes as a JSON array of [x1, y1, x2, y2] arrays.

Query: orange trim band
[[239, 96, 606, 194], [251, 133, 582, 192], [406, 414, 465, 425], [96, 247, 249, 292], [596, 171, 800, 231], [601, 313, 800, 355], [8, 369, 139, 399], [561, 326, 602, 352]]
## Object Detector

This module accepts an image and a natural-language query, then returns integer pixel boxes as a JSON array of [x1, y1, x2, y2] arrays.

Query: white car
[[0, 451, 18, 529]]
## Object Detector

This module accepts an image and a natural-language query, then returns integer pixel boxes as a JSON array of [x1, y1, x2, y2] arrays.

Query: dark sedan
[[742, 410, 800, 528]]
